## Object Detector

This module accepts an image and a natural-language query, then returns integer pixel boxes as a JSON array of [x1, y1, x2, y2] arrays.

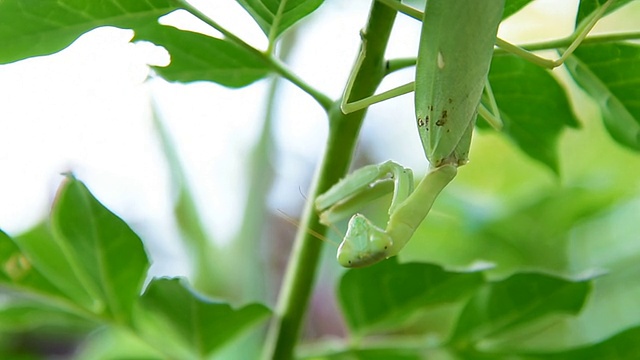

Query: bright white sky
[[1, 0, 633, 277]]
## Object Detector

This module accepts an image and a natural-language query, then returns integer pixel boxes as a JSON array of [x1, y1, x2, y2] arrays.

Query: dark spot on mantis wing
[[417, 117, 425, 127], [435, 110, 448, 126], [448, 98, 453, 104]]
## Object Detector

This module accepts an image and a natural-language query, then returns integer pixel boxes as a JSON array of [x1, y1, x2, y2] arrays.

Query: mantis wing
[[415, 0, 505, 167]]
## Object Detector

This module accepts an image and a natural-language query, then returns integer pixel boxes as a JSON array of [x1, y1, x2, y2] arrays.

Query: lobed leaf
[[0, 0, 177, 64], [236, 0, 324, 44], [134, 22, 270, 87], [138, 277, 271, 358], [487, 54, 579, 173], [338, 259, 484, 335], [450, 273, 591, 347], [51, 175, 150, 323], [565, 42, 640, 152]]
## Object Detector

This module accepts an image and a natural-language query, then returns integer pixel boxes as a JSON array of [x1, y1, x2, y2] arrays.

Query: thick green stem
[[261, 2, 398, 359]]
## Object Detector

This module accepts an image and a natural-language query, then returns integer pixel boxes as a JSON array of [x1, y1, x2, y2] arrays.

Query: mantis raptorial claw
[[317, 163, 456, 267]]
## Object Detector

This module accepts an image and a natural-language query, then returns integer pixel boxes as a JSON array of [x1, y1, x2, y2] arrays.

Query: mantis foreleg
[[316, 162, 456, 267]]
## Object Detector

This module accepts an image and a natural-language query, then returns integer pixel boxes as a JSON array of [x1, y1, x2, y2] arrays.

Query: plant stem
[[493, 31, 640, 56], [261, 2, 399, 359]]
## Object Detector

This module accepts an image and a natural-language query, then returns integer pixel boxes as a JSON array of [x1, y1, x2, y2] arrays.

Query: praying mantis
[[315, 0, 615, 268]]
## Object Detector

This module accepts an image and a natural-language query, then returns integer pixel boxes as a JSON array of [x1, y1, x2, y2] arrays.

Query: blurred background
[[1, 0, 640, 358]]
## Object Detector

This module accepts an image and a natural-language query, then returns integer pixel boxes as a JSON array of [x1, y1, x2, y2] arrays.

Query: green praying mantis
[[315, 0, 615, 268]]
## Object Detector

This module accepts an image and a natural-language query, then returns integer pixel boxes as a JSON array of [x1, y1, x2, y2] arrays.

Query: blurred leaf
[[478, 186, 620, 277], [237, 0, 324, 43], [11, 223, 96, 311], [575, 0, 636, 27], [560, 323, 640, 359], [503, 0, 534, 19], [138, 277, 270, 358], [487, 54, 579, 173], [51, 175, 149, 323], [0, 0, 177, 64], [134, 22, 270, 87], [0, 301, 94, 334], [493, 325, 640, 359], [299, 347, 424, 360], [338, 259, 484, 335], [450, 273, 591, 347], [565, 43, 640, 152], [75, 326, 166, 360], [0, 228, 67, 300], [151, 102, 222, 295]]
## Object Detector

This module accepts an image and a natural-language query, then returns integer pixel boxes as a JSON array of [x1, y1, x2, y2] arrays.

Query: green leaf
[[450, 273, 591, 347], [520, 325, 640, 359], [0, 229, 61, 295], [138, 277, 271, 358], [0, 0, 177, 64], [564, 43, 640, 151], [478, 186, 619, 277], [575, 0, 636, 27], [338, 259, 484, 335], [237, 0, 324, 44], [299, 348, 424, 360], [488, 54, 579, 173], [503, 0, 534, 19], [10, 223, 96, 310], [134, 22, 270, 87], [75, 327, 166, 360], [51, 175, 150, 323], [0, 301, 94, 333]]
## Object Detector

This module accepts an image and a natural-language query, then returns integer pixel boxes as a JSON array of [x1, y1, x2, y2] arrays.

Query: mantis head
[[337, 214, 393, 268]]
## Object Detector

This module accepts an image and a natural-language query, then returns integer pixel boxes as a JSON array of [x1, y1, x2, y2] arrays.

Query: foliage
[[1, 0, 640, 359]]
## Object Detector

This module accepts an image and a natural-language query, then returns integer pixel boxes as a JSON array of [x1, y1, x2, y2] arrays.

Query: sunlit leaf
[[0, 0, 177, 64], [51, 175, 150, 323]]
